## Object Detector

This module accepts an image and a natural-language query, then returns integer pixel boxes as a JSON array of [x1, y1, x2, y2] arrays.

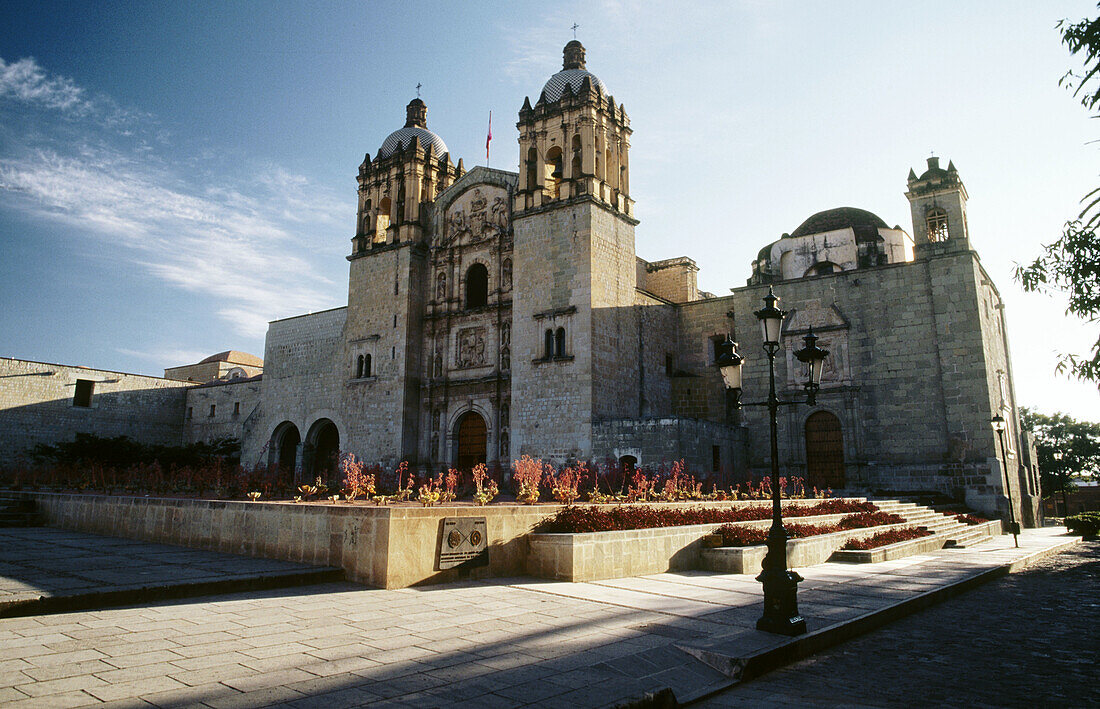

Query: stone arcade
[[0, 41, 1039, 524]]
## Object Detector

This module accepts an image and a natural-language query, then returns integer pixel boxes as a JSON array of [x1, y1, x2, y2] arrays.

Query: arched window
[[545, 146, 563, 198], [363, 353, 372, 378], [555, 327, 566, 357], [526, 147, 538, 191], [377, 197, 392, 235], [805, 262, 841, 277], [356, 355, 364, 378], [926, 207, 948, 242], [465, 263, 488, 308], [544, 329, 554, 359]]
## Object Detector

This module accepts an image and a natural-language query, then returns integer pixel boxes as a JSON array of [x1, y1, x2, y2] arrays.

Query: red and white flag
[[486, 111, 492, 165]]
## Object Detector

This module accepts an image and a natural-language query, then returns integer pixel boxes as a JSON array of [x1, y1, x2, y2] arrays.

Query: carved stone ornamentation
[[456, 327, 487, 368]]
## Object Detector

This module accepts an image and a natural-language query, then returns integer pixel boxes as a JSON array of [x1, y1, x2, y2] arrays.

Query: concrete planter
[[699, 521, 920, 574], [831, 520, 1002, 563]]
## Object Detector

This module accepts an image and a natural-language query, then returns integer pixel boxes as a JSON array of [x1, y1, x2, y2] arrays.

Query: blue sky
[[1, 1, 1098, 420]]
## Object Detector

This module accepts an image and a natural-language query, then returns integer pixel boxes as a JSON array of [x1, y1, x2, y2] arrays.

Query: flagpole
[[486, 111, 492, 168]]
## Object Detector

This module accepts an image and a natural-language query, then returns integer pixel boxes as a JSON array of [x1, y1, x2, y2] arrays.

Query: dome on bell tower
[[540, 41, 609, 101], [377, 98, 449, 160]]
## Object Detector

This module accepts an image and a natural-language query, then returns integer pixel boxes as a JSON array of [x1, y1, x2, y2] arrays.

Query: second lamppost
[[991, 414, 1021, 548], [717, 287, 828, 636]]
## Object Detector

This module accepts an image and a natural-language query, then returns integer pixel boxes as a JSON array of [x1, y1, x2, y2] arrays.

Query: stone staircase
[[0, 493, 42, 528], [869, 498, 1000, 549]]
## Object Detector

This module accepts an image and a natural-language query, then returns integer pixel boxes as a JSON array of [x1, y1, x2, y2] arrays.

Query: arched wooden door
[[805, 411, 845, 490], [455, 412, 487, 471]]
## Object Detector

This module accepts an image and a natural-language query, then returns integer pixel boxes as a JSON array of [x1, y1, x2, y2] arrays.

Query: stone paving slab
[[0, 527, 1081, 707], [0, 528, 343, 617]]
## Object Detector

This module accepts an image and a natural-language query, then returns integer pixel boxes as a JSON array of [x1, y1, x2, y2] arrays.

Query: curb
[[0, 567, 345, 619], [678, 535, 1082, 705]]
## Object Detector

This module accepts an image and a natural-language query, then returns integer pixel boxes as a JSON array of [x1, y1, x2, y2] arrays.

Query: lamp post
[[716, 287, 828, 636], [991, 414, 1020, 548]]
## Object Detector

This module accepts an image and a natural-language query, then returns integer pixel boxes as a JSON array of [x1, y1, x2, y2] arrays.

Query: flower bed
[[841, 526, 932, 550], [953, 513, 988, 526], [714, 511, 905, 547], [536, 499, 878, 534]]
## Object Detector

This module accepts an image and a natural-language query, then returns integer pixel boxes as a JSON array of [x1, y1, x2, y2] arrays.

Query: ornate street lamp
[[991, 414, 1020, 548], [717, 287, 828, 636]]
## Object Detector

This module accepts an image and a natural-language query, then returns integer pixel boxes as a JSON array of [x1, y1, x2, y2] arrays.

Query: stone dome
[[540, 40, 609, 102], [789, 207, 889, 238], [377, 126, 448, 160], [376, 98, 449, 159]]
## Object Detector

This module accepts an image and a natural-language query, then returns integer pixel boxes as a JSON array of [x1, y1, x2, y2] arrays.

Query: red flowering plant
[[472, 463, 498, 505], [954, 513, 988, 525], [548, 464, 583, 505], [440, 469, 459, 503], [626, 468, 654, 502], [340, 453, 376, 502], [513, 455, 547, 504], [842, 526, 932, 550]]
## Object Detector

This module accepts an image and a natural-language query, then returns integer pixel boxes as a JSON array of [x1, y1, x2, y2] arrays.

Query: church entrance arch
[[805, 411, 845, 491], [455, 412, 487, 472], [271, 422, 301, 483], [305, 419, 340, 480]]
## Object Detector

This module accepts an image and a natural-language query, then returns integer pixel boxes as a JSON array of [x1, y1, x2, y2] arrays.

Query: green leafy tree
[[1020, 408, 1100, 508], [1016, 8, 1100, 384]]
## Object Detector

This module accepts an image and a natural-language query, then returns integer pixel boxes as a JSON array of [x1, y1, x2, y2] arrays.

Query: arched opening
[[306, 419, 340, 481], [545, 146, 563, 199], [455, 411, 488, 472], [526, 147, 538, 192], [619, 455, 637, 475], [355, 355, 364, 378], [926, 207, 949, 242], [363, 353, 372, 378], [465, 263, 488, 308], [376, 197, 392, 238], [555, 327, 566, 357], [272, 422, 301, 481], [805, 411, 845, 490], [804, 261, 841, 277], [544, 329, 554, 359]]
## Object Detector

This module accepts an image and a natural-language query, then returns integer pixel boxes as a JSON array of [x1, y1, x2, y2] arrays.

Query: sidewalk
[[0, 527, 342, 617], [0, 527, 1079, 708]]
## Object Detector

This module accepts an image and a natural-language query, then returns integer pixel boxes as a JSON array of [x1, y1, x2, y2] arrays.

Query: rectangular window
[[233, 402, 240, 415], [712, 445, 721, 473], [73, 379, 94, 407], [186, 407, 193, 420], [209, 404, 216, 417]]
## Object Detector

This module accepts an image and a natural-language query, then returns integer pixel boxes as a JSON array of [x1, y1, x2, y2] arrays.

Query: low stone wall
[[831, 520, 1003, 563], [29, 493, 556, 589], [699, 522, 919, 574], [526, 503, 867, 582]]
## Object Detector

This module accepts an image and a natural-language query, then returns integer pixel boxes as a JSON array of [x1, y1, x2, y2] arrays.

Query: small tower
[[352, 98, 463, 254], [905, 156, 970, 257], [514, 41, 632, 215]]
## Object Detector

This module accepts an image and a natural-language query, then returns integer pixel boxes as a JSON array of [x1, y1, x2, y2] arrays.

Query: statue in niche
[[501, 322, 511, 346], [432, 410, 440, 431], [436, 272, 446, 301], [491, 195, 508, 229], [469, 189, 489, 239], [499, 430, 509, 459], [500, 403, 509, 425], [500, 346, 510, 371], [456, 327, 486, 368], [433, 353, 442, 378], [502, 259, 513, 292]]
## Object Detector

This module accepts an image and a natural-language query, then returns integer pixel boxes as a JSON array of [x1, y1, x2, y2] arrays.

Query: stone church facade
[[0, 41, 1039, 524]]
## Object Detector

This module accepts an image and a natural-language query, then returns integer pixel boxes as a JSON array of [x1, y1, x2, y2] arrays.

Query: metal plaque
[[438, 517, 489, 570]]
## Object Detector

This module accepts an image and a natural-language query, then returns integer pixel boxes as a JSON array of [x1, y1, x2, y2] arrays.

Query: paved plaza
[[0, 527, 1080, 708]]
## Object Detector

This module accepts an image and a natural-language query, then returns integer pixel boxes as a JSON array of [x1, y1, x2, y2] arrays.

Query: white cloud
[[0, 55, 347, 341]]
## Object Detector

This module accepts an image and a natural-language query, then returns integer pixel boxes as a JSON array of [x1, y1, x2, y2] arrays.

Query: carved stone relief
[[456, 327, 487, 368]]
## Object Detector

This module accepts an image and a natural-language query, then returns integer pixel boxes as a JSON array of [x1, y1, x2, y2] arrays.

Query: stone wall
[[242, 307, 346, 468], [184, 378, 261, 445], [0, 358, 192, 466], [591, 417, 747, 478]]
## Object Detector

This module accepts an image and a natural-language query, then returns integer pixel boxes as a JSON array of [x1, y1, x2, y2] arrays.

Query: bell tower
[[352, 98, 464, 254], [906, 156, 970, 258], [510, 41, 641, 462], [514, 41, 633, 215]]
